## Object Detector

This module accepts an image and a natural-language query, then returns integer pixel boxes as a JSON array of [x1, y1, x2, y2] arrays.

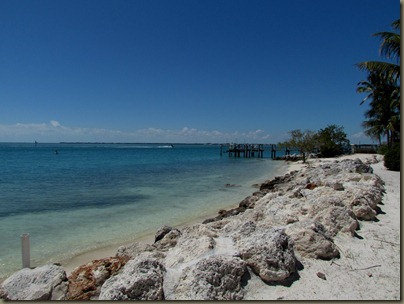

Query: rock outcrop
[[0, 264, 68, 300], [173, 255, 247, 300], [99, 257, 166, 300], [236, 228, 297, 283], [285, 220, 340, 260], [67, 256, 129, 300]]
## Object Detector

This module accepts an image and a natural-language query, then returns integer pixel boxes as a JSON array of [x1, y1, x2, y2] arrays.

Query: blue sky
[[0, 0, 399, 143]]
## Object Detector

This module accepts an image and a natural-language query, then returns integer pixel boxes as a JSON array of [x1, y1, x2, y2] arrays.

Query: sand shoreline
[[62, 153, 387, 266], [63, 152, 401, 300], [63, 153, 390, 273], [61, 160, 292, 276]]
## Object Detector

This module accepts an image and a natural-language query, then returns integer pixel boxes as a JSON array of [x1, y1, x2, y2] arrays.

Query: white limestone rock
[[99, 258, 165, 300], [235, 227, 297, 283], [172, 255, 247, 300], [0, 264, 68, 300], [285, 220, 340, 260]]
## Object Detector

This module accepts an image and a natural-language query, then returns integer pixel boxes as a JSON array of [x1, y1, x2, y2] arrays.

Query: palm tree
[[356, 18, 400, 147], [357, 71, 400, 147], [357, 19, 400, 82]]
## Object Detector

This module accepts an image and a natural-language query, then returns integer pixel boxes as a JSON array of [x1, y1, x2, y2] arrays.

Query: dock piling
[[223, 143, 266, 158], [21, 233, 30, 269]]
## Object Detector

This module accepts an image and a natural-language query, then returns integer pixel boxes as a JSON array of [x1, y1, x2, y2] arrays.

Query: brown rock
[[67, 256, 129, 300], [305, 183, 317, 190]]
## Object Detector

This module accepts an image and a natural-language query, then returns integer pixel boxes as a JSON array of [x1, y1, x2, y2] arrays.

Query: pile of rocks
[[0, 157, 385, 300]]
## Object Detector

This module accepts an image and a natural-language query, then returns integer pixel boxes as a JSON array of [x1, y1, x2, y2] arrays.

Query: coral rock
[[1, 264, 68, 300], [236, 227, 297, 283], [99, 258, 166, 300], [173, 255, 247, 300], [67, 256, 129, 300], [285, 221, 340, 260]]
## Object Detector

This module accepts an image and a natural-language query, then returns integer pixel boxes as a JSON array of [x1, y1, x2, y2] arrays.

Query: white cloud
[[50, 120, 62, 128], [0, 121, 277, 143]]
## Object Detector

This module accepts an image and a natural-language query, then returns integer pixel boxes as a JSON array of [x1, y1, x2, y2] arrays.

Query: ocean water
[[0, 143, 285, 278]]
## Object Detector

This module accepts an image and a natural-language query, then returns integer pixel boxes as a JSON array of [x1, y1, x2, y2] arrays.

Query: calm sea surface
[[0, 143, 285, 278]]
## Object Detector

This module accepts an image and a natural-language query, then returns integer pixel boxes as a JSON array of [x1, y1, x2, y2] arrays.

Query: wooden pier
[[220, 144, 266, 158], [220, 144, 295, 159]]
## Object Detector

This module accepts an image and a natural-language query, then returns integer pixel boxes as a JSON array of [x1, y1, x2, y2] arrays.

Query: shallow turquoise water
[[0, 143, 284, 278]]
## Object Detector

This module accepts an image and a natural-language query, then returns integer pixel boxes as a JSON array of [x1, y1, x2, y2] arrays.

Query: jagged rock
[[289, 189, 304, 198], [154, 226, 181, 251], [226, 220, 257, 242], [314, 205, 358, 237], [285, 221, 340, 260], [239, 194, 262, 209], [202, 205, 247, 224], [67, 256, 129, 300], [155, 225, 174, 243], [333, 182, 345, 191], [305, 182, 318, 190], [116, 242, 156, 259], [173, 255, 247, 300], [99, 258, 165, 300], [307, 196, 358, 237], [259, 171, 297, 192], [0, 264, 68, 300], [353, 158, 374, 174], [351, 200, 377, 221], [164, 225, 217, 268], [236, 227, 297, 283]]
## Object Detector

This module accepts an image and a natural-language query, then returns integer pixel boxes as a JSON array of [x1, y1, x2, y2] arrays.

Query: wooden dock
[[220, 144, 266, 158], [220, 144, 297, 159]]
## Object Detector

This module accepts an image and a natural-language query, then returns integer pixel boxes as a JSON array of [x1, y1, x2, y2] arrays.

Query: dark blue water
[[0, 143, 285, 278]]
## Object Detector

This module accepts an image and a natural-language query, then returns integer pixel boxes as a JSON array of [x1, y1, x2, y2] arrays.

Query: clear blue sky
[[0, 0, 399, 143]]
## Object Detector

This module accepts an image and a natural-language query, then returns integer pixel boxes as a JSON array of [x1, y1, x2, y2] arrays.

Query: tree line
[[278, 124, 350, 162]]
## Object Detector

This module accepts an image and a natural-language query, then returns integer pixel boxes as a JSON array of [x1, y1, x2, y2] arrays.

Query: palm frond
[[356, 61, 400, 81], [373, 31, 400, 61], [391, 19, 400, 30]]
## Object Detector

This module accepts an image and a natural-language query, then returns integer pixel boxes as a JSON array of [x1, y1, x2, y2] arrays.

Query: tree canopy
[[278, 125, 350, 161], [356, 18, 400, 148]]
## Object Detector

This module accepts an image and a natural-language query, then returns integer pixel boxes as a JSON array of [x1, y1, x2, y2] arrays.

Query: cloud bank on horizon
[[0, 120, 370, 144]]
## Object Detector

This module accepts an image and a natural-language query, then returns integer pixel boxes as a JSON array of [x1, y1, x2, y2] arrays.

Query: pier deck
[[220, 144, 269, 158]]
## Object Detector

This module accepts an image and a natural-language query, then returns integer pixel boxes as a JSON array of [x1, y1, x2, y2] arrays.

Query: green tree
[[317, 125, 350, 157], [278, 129, 317, 162]]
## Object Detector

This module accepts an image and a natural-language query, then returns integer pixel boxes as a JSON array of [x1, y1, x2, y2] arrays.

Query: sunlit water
[[0, 143, 286, 278]]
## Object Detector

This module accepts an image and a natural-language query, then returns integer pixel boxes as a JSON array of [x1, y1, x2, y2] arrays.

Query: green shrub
[[378, 144, 389, 155], [384, 143, 400, 171]]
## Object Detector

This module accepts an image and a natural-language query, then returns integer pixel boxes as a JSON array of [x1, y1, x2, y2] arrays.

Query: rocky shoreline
[[0, 155, 392, 300]]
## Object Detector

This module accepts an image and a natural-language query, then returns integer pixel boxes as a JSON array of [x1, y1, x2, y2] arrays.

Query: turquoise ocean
[[0, 143, 285, 278]]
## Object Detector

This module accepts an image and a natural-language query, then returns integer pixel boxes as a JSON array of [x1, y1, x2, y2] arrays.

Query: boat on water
[[158, 144, 174, 148]]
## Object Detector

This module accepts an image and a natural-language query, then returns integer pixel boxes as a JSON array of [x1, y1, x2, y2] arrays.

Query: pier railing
[[219, 144, 302, 159]]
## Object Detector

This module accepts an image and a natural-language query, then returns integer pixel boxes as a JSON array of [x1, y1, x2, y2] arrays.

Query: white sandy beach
[[61, 153, 400, 300], [242, 154, 400, 300]]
